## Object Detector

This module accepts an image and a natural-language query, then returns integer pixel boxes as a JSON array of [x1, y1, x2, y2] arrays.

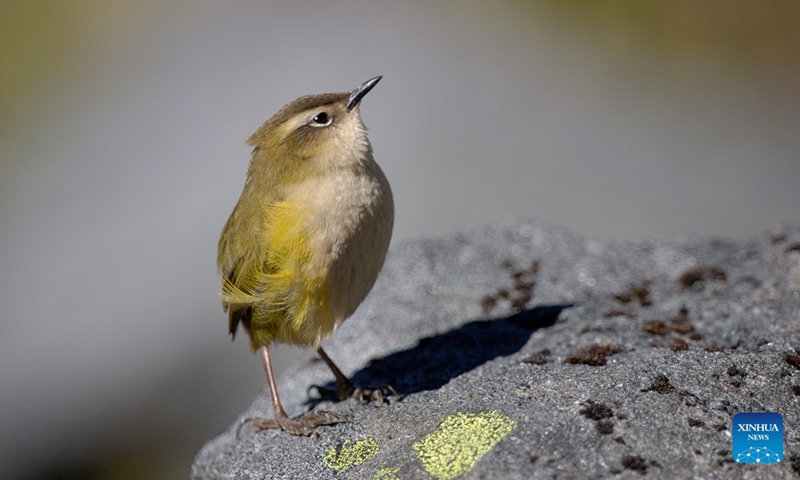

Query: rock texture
[[191, 218, 800, 479]]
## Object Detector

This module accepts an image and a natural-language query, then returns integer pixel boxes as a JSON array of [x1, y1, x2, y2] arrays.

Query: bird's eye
[[311, 112, 331, 126]]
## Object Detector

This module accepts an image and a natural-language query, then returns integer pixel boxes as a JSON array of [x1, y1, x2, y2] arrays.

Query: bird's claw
[[310, 383, 398, 406], [236, 410, 347, 439], [352, 385, 399, 406]]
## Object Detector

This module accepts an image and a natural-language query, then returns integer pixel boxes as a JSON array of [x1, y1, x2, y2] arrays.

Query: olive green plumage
[[218, 77, 393, 351]]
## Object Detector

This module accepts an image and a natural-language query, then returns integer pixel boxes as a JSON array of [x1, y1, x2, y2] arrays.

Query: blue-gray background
[[1, 1, 798, 478]]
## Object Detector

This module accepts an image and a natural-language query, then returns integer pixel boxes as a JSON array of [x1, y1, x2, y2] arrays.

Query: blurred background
[[1, 1, 798, 478]]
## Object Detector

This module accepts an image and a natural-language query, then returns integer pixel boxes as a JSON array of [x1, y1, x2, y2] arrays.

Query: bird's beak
[[347, 76, 382, 111]]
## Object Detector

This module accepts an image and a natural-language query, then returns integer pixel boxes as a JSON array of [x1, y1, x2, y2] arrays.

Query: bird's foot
[[312, 383, 398, 406], [237, 410, 347, 438], [351, 385, 398, 406]]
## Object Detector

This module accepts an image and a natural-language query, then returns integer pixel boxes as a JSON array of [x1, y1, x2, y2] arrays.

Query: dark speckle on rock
[[644, 310, 696, 339], [520, 348, 550, 365], [678, 389, 705, 407], [579, 400, 614, 420], [481, 258, 539, 314], [726, 366, 745, 377], [670, 322, 695, 335], [565, 345, 621, 366], [678, 265, 727, 289], [770, 233, 786, 244], [687, 418, 705, 427], [480, 295, 496, 313], [671, 339, 689, 351], [621, 455, 649, 475], [642, 374, 675, 394], [789, 453, 800, 475], [596, 420, 615, 435], [613, 283, 652, 306], [603, 308, 633, 318], [643, 319, 670, 336], [786, 353, 800, 370]]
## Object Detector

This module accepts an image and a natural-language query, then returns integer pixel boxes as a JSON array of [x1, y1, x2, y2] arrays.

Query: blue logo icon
[[732, 412, 783, 463]]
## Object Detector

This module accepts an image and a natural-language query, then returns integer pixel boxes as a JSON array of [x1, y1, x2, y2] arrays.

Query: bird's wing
[[217, 148, 286, 338]]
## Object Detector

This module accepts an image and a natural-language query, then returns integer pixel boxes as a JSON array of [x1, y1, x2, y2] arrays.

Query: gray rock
[[191, 218, 800, 479]]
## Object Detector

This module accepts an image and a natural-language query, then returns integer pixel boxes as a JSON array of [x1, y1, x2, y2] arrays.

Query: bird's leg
[[238, 345, 346, 438], [315, 346, 398, 406]]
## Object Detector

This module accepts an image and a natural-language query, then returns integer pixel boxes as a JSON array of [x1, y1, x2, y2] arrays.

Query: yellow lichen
[[412, 410, 515, 480], [324, 438, 380, 473], [371, 465, 401, 480]]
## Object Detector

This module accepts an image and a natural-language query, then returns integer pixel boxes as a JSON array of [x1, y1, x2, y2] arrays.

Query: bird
[[217, 76, 394, 437]]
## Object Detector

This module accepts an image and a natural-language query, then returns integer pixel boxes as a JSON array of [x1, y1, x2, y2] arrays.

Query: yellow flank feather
[[221, 200, 334, 349]]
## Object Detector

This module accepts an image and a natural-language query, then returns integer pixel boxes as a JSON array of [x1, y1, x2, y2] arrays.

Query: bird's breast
[[285, 161, 394, 323]]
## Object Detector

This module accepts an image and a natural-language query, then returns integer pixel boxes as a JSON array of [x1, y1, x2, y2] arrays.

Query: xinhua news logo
[[732, 412, 783, 464]]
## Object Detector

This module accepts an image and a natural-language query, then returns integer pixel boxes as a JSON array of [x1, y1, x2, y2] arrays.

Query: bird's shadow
[[305, 304, 570, 408]]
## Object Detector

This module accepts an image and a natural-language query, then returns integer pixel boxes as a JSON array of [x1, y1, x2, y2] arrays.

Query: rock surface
[[191, 218, 800, 479]]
